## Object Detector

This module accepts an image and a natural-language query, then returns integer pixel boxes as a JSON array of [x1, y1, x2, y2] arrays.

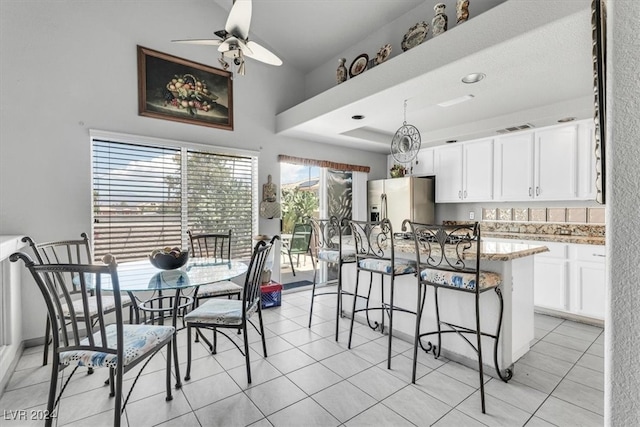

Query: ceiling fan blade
[[172, 39, 222, 46], [245, 40, 282, 66], [225, 0, 252, 40]]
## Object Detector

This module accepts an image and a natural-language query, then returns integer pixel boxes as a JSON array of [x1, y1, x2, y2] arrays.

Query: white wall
[[607, 1, 640, 424], [0, 0, 386, 340]]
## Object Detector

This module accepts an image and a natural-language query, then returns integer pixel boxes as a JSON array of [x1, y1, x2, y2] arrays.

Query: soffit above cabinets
[[275, 0, 594, 153]]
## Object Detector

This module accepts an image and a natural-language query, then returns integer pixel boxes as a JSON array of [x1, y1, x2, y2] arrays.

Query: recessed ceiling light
[[446, 140, 458, 144], [437, 94, 475, 107], [557, 117, 577, 123], [461, 72, 486, 84], [351, 115, 365, 120]]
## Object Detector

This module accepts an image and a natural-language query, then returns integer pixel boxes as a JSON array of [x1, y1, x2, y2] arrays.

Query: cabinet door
[[493, 133, 534, 201], [535, 125, 578, 200], [463, 139, 493, 201], [573, 261, 606, 319], [534, 257, 568, 311], [435, 145, 463, 202], [411, 148, 435, 176]]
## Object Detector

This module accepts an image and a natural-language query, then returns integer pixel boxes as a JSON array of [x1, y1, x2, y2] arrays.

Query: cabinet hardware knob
[[529, 187, 532, 197], [536, 187, 540, 196], [458, 190, 462, 199], [464, 190, 467, 198]]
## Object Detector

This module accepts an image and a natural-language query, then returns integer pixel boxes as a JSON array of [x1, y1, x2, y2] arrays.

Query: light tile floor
[[1, 288, 604, 426]]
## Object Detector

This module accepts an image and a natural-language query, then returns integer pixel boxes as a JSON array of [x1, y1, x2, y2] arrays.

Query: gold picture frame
[[137, 46, 233, 130]]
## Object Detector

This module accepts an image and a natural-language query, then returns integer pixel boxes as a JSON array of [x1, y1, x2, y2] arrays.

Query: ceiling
[[215, 0, 596, 154]]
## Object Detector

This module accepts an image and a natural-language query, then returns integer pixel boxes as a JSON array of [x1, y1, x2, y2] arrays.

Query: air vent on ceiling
[[495, 123, 535, 134]]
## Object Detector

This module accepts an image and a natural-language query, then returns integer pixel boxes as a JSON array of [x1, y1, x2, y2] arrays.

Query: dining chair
[[404, 221, 512, 413], [22, 233, 133, 367], [10, 252, 175, 427], [183, 236, 279, 384], [281, 223, 313, 276], [347, 219, 417, 369], [308, 216, 356, 341], [187, 229, 243, 303]]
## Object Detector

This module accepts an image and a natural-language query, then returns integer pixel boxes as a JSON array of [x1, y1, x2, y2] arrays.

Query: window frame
[[90, 130, 258, 262]]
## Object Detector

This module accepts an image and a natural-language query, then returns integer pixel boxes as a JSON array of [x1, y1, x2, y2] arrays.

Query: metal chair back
[[188, 229, 232, 261]]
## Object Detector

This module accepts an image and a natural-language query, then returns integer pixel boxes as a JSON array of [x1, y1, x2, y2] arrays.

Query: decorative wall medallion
[[375, 44, 392, 65], [349, 53, 369, 78], [401, 22, 429, 51]]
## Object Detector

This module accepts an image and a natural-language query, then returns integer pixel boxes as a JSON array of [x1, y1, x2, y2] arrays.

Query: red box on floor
[[261, 282, 282, 308]]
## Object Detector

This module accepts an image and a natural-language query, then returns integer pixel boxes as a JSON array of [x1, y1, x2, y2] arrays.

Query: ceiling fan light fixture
[[462, 72, 486, 84]]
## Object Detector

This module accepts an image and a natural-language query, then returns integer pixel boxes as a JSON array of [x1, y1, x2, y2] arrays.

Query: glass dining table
[[90, 257, 248, 388]]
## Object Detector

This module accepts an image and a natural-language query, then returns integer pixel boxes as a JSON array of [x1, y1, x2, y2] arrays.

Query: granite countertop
[[394, 239, 549, 262], [482, 231, 605, 246]]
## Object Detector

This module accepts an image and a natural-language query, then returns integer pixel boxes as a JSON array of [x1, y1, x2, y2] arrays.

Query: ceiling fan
[[172, 0, 282, 75]]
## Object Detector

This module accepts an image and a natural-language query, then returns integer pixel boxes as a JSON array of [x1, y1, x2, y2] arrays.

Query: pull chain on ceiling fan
[[390, 100, 421, 165]]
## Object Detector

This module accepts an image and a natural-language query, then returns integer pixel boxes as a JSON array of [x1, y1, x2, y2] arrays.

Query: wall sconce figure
[[259, 174, 281, 219]]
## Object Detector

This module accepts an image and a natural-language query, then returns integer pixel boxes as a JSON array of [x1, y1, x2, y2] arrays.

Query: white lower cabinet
[[533, 242, 568, 311], [526, 240, 605, 321], [570, 244, 606, 319]]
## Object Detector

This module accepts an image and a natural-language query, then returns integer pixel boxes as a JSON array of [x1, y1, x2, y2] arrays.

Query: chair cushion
[[62, 295, 118, 318], [196, 280, 242, 298], [358, 258, 416, 275], [185, 298, 258, 326], [58, 324, 175, 368], [318, 249, 356, 263], [420, 268, 502, 291]]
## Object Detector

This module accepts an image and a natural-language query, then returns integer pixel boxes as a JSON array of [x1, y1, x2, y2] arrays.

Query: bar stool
[[404, 220, 513, 413], [347, 218, 417, 369], [308, 216, 356, 341]]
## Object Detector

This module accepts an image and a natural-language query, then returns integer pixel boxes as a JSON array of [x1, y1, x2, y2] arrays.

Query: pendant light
[[390, 100, 421, 164]]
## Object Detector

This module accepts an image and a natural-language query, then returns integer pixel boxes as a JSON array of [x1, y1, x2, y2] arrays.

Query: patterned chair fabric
[[420, 268, 502, 291], [184, 299, 259, 326], [317, 248, 356, 263], [59, 324, 175, 368], [196, 280, 243, 298], [358, 258, 416, 275]]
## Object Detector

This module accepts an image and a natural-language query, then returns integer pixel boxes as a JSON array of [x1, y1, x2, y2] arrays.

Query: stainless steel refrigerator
[[367, 176, 435, 232]]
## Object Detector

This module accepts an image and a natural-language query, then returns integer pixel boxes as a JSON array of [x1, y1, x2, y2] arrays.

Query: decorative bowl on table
[[149, 247, 189, 270]]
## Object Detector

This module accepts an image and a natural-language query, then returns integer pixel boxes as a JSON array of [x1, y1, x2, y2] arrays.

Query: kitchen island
[[340, 238, 548, 374]]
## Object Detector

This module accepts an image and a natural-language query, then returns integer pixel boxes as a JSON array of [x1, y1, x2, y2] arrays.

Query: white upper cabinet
[[494, 122, 587, 202], [535, 125, 578, 200], [411, 148, 435, 176], [435, 139, 493, 203], [494, 133, 535, 201]]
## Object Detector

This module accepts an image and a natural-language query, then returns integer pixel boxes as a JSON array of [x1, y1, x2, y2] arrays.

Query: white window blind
[[92, 138, 256, 263]]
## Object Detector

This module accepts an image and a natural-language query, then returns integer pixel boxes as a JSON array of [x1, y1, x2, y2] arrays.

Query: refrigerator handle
[[381, 193, 387, 220]]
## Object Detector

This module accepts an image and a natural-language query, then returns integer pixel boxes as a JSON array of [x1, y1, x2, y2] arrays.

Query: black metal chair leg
[[166, 339, 173, 401], [348, 271, 360, 349], [43, 316, 51, 366], [387, 276, 394, 370], [308, 279, 317, 328], [185, 326, 192, 381], [335, 275, 341, 341], [114, 365, 123, 427], [108, 368, 115, 396], [476, 294, 486, 414], [412, 283, 424, 383], [243, 323, 252, 384], [434, 287, 442, 358], [44, 360, 58, 427], [258, 307, 268, 357]]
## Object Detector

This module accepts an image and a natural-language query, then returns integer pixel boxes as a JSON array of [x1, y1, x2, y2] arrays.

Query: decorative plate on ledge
[[401, 22, 429, 51], [349, 53, 369, 78]]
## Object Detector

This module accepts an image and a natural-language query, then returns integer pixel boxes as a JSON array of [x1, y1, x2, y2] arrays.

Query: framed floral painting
[[137, 45, 233, 130]]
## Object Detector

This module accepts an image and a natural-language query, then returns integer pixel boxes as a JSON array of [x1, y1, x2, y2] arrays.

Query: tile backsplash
[[482, 207, 605, 224]]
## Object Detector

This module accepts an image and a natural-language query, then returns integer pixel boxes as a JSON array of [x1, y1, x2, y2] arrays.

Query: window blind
[[92, 138, 256, 263]]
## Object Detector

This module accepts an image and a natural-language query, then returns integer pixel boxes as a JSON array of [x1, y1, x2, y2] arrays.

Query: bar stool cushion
[[195, 280, 242, 298], [318, 249, 356, 263], [59, 324, 175, 368], [358, 258, 416, 275], [420, 268, 502, 291], [184, 298, 258, 326]]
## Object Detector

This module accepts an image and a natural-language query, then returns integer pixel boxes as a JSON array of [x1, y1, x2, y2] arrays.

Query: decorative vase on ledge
[[390, 164, 407, 178]]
